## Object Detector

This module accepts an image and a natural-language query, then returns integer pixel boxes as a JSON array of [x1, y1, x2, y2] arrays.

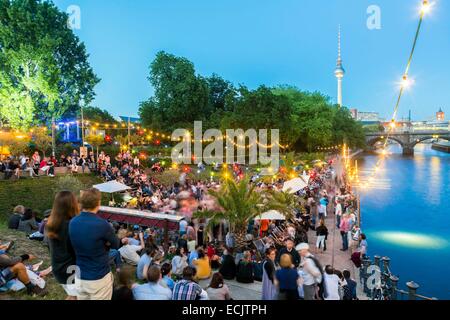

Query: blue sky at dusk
[[53, 0, 450, 121]]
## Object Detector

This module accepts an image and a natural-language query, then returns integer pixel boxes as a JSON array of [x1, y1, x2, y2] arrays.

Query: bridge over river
[[365, 130, 450, 155]]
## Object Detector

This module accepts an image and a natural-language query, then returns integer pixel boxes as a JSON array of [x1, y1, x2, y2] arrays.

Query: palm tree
[[194, 177, 265, 249], [265, 189, 301, 221]]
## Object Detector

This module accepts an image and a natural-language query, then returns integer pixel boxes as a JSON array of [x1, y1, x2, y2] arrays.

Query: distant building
[[436, 108, 445, 121], [357, 112, 380, 122], [350, 109, 358, 119]]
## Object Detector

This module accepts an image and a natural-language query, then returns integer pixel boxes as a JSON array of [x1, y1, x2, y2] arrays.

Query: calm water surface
[[358, 143, 450, 299]]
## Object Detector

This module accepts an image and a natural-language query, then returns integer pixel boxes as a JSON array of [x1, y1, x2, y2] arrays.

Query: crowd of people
[[1, 147, 368, 300]]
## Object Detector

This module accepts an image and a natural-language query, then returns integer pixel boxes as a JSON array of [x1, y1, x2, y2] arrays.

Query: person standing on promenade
[[262, 247, 277, 300], [315, 219, 328, 253], [69, 188, 120, 300], [335, 198, 343, 229], [339, 214, 351, 252], [297, 243, 322, 300]]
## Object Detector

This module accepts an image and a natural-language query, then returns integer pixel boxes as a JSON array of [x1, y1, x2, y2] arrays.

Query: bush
[[52, 175, 87, 196]]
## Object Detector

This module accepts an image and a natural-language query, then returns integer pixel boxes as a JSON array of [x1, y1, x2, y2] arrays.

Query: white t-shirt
[[324, 273, 341, 300], [335, 203, 343, 217], [119, 245, 142, 265]]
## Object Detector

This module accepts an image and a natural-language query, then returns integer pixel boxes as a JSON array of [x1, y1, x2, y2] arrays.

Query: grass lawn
[[0, 225, 67, 300], [0, 174, 103, 224], [0, 174, 132, 300]]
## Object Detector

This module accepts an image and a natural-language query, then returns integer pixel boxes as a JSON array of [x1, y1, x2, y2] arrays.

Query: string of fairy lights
[[348, 0, 432, 189], [80, 120, 290, 149]]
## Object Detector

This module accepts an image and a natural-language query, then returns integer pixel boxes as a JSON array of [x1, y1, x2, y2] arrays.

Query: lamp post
[[51, 116, 56, 157]]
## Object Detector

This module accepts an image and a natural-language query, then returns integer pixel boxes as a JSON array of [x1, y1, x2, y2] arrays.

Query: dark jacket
[[277, 247, 301, 268], [236, 261, 254, 284], [48, 220, 77, 284], [8, 214, 22, 230], [18, 218, 38, 234], [219, 254, 237, 280], [69, 211, 120, 281], [316, 225, 329, 237]]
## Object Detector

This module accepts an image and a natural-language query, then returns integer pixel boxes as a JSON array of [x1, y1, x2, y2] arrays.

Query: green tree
[[32, 127, 52, 157], [194, 177, 265, 249], [139, 51, 209, 132], [265, 190, 300, 221], [82, 106, 117, 124], [0, 0, 99, 130], [221, 85, 295, 145], [86, 134, 104, 160], [331, 106, 366, 148]]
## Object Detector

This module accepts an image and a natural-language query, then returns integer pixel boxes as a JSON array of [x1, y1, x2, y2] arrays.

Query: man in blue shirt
[[133, 266, 172, 300], [69, 188, 119, 300]]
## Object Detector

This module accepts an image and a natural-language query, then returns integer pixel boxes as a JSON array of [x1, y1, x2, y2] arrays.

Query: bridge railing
[[359, 255, 438, 300]]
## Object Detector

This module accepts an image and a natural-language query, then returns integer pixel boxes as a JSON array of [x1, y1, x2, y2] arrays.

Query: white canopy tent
[[282, 177, 308, 193], [93, 180, 131, 193], [255, 210, 286, 221]]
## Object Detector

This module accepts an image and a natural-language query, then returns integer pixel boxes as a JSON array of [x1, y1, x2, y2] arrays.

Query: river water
[[357, 143, 450, 299]]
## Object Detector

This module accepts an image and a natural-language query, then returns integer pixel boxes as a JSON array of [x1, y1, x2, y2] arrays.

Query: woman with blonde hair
[[275, 254, 300, 300], [46, 191, 80, 300]]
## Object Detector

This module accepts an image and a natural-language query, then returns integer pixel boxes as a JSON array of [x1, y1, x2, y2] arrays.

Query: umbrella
[[282, 177, 308, 193], [93, 180, 131, 193], [255, 210, 286, 221], [301, 174, 310, 184]]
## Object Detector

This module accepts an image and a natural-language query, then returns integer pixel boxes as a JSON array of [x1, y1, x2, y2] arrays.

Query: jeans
[[341, 231, 349, 250], [303, 284, 317, 300], [109, 249, 122, 269]]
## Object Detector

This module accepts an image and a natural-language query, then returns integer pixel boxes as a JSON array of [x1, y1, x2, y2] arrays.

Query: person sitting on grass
[[171, 267, 204, 300], [118, 232, 145, 266], [160, 263, 175, 290], [0, 253, 47, 296], [136, 247, 155, 281], [171, 247, 188, 280], [206, 272, 232, 300], [112, 265, 134, 300], [17, 208, 39, 235], [236, 251, 254, 284], [8, 205, 25, 230], [132, 266, 172, 300], [218, 248, 236, 280], [193, 248, 211, 280]]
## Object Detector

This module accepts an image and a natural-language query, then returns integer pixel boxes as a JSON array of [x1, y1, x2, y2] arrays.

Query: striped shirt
[[172, 280, 202, 300]]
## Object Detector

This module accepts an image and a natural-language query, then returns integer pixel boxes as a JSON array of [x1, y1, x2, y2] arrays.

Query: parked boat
[[432, 141, 450, 153]]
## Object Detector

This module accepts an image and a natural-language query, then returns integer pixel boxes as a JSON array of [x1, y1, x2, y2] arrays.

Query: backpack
[[306, 256, 328, 299]]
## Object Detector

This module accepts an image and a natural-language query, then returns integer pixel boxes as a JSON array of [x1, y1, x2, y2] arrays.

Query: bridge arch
[[366, 136, 405, 148]]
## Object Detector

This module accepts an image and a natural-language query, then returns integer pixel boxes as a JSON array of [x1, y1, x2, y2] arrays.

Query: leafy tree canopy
[[0, 0, 100, 130], [139, 52, 366, 151]]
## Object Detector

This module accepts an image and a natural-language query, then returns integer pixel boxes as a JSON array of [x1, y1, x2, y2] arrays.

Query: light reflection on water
[[358, 143, 450, 299]]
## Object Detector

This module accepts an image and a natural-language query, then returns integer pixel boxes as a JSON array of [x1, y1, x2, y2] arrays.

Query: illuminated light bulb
[[421, 0, 431, 15], [400, 75, 414, 89]]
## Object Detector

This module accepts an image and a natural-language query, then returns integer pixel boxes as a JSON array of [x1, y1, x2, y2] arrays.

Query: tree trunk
[[234, 226, 248, 252]]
